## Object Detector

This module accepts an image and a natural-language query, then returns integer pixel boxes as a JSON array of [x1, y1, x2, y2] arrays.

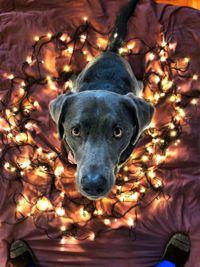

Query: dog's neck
[[77, 80, 132, 95]]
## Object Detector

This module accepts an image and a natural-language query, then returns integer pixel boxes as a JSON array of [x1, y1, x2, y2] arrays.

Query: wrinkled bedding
[[0, 0, 200, 266]]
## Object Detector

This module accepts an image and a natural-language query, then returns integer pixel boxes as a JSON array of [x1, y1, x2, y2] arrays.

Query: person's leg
[[7, 240, 38, 267], [155, 233, 190, 267]]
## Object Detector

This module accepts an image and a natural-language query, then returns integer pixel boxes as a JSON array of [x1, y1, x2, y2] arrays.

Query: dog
[[49, 0, 154, 200]]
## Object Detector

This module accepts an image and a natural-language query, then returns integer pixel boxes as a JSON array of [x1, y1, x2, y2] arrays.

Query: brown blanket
[[0, 0, 200, 266]]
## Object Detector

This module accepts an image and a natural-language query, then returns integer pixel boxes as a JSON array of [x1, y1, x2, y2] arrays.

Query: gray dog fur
[[49, 51, 154, 200]]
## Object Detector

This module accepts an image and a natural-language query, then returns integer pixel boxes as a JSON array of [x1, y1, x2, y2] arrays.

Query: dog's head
[[49, 90, 154, 200]]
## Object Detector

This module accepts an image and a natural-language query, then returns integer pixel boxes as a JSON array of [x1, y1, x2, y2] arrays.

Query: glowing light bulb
[[19, 88, 25, 95], [60, 225, 66, 231], [47, 32, 52, 38], [128, 218, 135, 226], [184, 57, 190, 63], [175, 115, 181, 121], [119, 48, 126, 54], [8, 74, 14, 80], [10, 167, 16, 172], [4, 162, 10, 170], [25, 122, 33, 130], [60, 192, 65, 197], [17, 205, 23, 212], [149, 53, 155, 60], [8, 133, 13, 138], [169, 43, 176, 50], [192, 74, 198, 80], [147, 147, 153, 154], [34, 36, 39, 41], [65, 80, 73, 89], [169, 122, 175, 129], [178, 108, 185, 117], [21, 81, 26, 86], [170, 130, 177, 137], [56, 207, 65, 217], [89, 233, 95, 240], [155, 154, 165, 164], [124, 176, 128, 181], [160, 56, 167, 62], [141, 155, 148, 162], [60, 34, 68, 42], [20, 159, 31, 169], [26, 56, 32, 64], [86, 56, 92, 62], [49, 83, 57, 91], [154, 179, 162, 188], [80, 34, 86, 43], [16, 132, 27, 142], [154, 76, 160, 84], [167, 81, 173, 90], [98, 210, 103, 215], [37, 197, 52, 211], [169, 95, 176, 102], [114, 33, 118, 38], [131, 192, 139, 201], [33, 101, 39, 108], [123, 166, 128, 172], [37, 147, 43, 154], [60, 237, 67, 244], [160, 50, 165, 56], [154, 93, 160, 101], [104, 219, 110, 225], [140, 186, 146, 193], [54, 166, 64, 176], [94, 209, 103, 216], [191, 98, 198, 105], [161, 41, 167, 47], [63, 65, 71, 72], [83, 16, 88, 22], [119, 195, 124, 201], [127, 42, 135, 50], [48, 152, 56, 159], [67, 47, 73, 54], [148, 96, 153, 102], [148, 170, 156, 179]]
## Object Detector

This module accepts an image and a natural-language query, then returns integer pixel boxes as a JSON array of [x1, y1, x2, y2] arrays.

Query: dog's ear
[[124, 92, 155, 145], [49, 92, 74, 139]]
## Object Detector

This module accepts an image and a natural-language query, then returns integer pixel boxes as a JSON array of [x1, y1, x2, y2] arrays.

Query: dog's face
[[49, 90, 154, 200]]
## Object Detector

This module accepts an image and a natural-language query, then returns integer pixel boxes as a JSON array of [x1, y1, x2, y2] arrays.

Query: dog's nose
[[81, 174, 108, 196]]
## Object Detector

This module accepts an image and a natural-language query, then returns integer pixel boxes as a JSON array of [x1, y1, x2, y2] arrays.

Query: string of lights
[[0, 17, 198, 242]]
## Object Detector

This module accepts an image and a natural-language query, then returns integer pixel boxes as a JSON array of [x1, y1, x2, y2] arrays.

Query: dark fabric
[[9, 251, 36, 267], [163, 244, 189, 267], [0, 0, 200, 267]]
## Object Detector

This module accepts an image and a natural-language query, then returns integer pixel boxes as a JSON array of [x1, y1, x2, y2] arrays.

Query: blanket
[[0, 0, 200, 266]]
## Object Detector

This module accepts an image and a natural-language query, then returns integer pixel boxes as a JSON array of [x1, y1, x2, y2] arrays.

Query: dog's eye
[[71, 127, 81, 137], [113, 127, 123, 138]]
